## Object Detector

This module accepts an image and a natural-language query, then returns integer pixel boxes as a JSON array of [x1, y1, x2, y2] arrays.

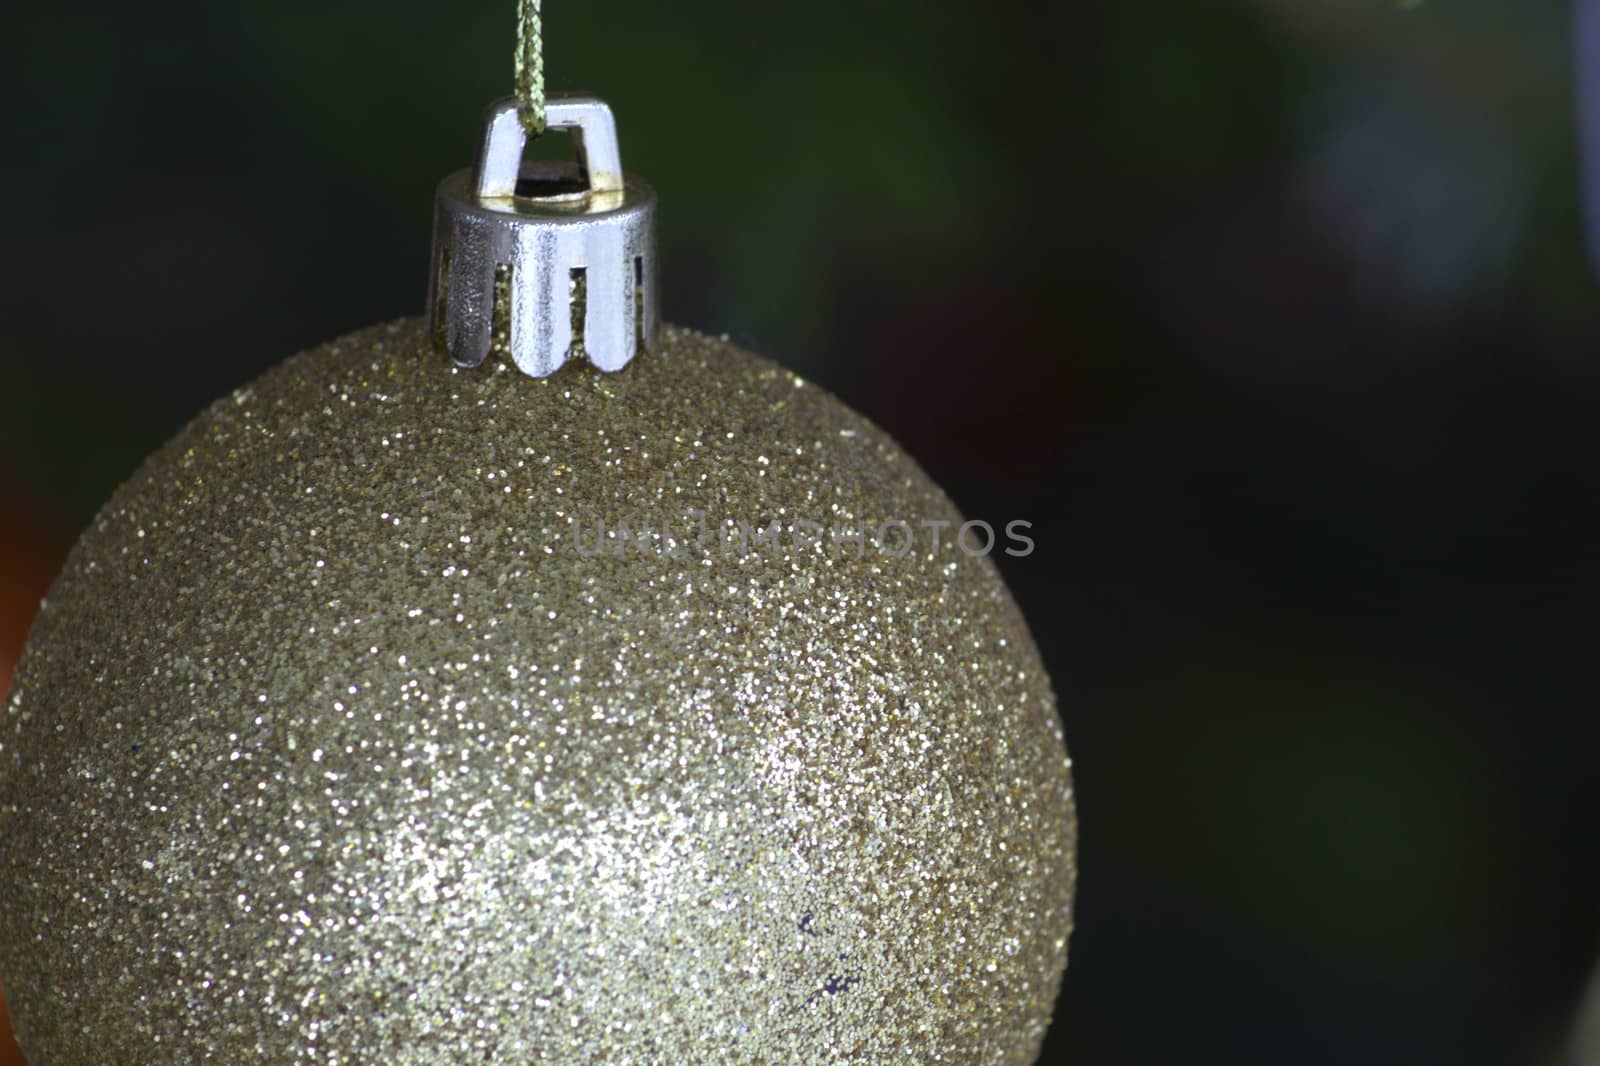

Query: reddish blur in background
[[0, 998, 19, 1066], [0, 476, 65, 1065], [0, 999, 19, 1066], [2, 1, 1599, 1064]]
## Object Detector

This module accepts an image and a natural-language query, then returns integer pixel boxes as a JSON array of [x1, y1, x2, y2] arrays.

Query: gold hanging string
[[516, 0, 546, 136]]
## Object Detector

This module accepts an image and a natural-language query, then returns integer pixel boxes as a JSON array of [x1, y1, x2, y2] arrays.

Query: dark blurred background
[[3, 1, 1599, 1063]]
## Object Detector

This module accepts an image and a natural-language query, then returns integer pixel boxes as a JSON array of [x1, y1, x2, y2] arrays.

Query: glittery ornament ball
[[0, 321, 1076, 1064]]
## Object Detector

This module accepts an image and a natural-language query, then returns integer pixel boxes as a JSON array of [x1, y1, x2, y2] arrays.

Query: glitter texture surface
[[0, 321, 1075, 1064]]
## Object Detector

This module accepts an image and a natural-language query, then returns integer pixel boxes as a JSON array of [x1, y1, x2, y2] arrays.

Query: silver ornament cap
[[428, 94, 659, 377]]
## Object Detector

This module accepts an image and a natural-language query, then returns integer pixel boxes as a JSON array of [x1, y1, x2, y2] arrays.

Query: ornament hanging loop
[[476, 97, 623, 199], [429, 94, 659, 379]]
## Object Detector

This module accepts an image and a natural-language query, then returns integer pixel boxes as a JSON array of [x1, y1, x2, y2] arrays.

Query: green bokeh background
[[2, 2, 1598, 1063]]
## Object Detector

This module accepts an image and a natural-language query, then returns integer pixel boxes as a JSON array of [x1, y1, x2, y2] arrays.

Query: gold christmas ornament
[[0, 12, 1075, 1063], [2, 323, 1075, 1064]]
